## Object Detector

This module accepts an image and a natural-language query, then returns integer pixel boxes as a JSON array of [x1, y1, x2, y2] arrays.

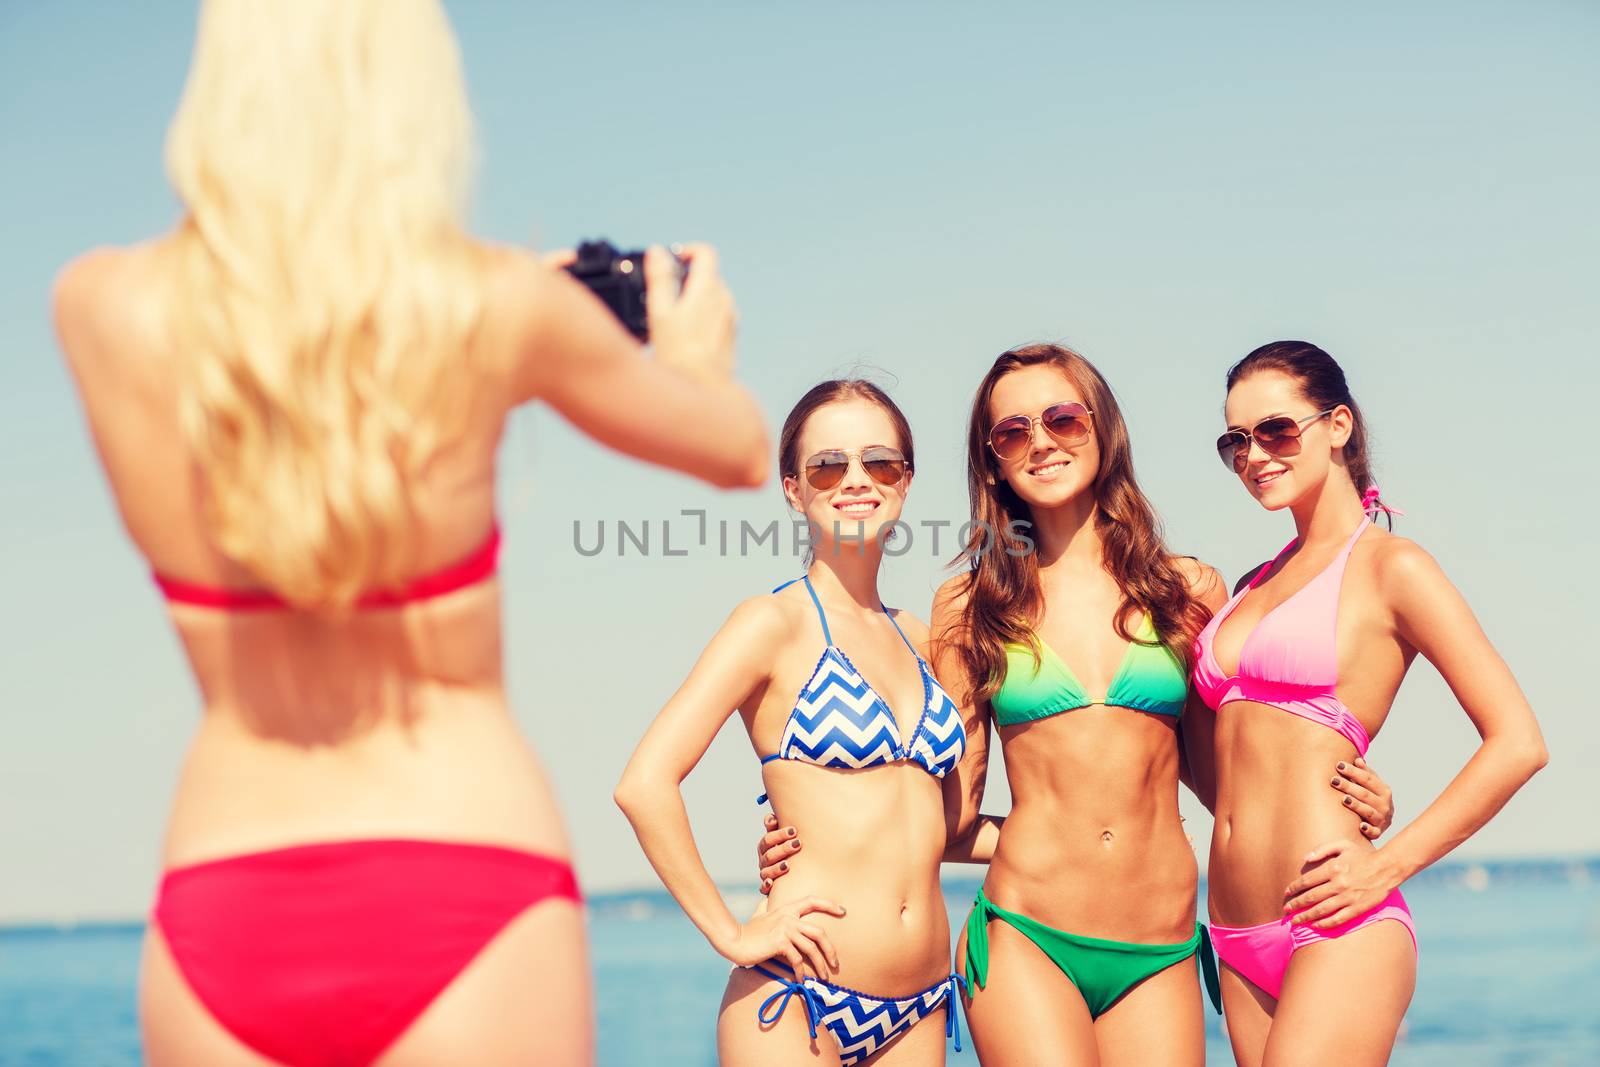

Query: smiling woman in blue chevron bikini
[[616, 379, 978, 1067]]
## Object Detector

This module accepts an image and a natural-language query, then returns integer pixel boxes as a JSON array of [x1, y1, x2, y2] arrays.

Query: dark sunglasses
[[988, 402, 1094, 462], [1215, 408, 1337, 473], [803, 446, 910, 490]]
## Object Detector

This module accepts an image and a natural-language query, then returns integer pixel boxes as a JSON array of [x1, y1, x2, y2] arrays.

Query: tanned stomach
[[1208, 701, 1369, 926], [984, 707, 1198, 944], [759, 761, 952, 994]]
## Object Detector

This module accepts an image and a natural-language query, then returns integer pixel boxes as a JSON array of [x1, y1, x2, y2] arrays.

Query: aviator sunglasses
[[987, 402, 1094, 461], [803, 446, 910, 491], [1215, 408, 1337, 473]]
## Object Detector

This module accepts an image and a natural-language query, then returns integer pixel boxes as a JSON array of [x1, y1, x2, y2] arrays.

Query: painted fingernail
[[1344, 797, 1353, 806], [1332, 777, 1341, 786], [780, 862, 788, 872], [1361, 824, 1370, 833], [787, 828, 796, 838], [1337, 762, 1346, 772]]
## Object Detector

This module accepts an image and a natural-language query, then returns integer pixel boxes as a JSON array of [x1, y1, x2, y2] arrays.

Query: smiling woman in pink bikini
[[1190, 340, 1547, 1066]]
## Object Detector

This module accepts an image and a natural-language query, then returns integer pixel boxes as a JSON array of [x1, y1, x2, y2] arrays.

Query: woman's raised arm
[[499, 243, 769, 489]]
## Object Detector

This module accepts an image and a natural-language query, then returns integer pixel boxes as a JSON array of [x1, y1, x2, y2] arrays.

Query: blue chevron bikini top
[[758, 576, 967, 790]]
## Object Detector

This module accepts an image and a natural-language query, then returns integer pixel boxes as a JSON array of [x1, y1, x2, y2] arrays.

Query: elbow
[[1497, 731, 1549, 782], [738, 451, 771, 489], [720, 436, 770, 490], [613, 772, 648, 821], [1522, 737, 1550, 778], [946, 811, 975, 849], [722, 398, 771, 489]]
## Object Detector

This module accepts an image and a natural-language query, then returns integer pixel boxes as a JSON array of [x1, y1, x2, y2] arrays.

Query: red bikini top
[[152, 525, 501, 611]]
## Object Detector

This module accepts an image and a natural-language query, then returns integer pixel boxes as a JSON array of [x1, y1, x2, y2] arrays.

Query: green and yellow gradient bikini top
[[992, 613, 1188, 725]]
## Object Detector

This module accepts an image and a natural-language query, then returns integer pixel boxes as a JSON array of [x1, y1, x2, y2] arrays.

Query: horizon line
[[4, 851, 1595, 932]]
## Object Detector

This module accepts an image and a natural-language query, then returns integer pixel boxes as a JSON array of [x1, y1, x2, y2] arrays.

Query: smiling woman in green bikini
[[933, 343, 1229, 1064]]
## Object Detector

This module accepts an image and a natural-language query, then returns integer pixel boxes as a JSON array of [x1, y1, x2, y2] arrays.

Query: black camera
[[563, 239, 685, 342]]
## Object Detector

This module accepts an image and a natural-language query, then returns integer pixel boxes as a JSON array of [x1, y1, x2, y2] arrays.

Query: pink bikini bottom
[[1209, 889, 1416, 1000]]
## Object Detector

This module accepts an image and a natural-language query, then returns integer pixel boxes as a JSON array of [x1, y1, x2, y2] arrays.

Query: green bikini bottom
[[964, 888, 1222, 1019]]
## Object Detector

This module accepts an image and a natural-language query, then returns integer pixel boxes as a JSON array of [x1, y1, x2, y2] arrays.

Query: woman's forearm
[[1379, 732, 1548, 883], [943, 814, 1004, 864], [614, 774, 740, 956]]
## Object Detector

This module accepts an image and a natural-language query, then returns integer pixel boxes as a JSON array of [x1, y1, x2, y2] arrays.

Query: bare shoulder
[[932, 572, 975, 617], [1171, 555, 1227, 607], [52, 246, 134, 354], [1367, 530, 1447, 596], [53, 245, 124, 306], [475, 239, 634, 398], [479, 241, 559, 310], [53, 242, 172, 381], [928, 573, 979, 660], [724, 585, 807, 648], [477, 242, 558, 342]]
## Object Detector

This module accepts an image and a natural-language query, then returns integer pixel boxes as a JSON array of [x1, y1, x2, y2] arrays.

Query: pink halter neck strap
[[1361, 484, 1405, 518]]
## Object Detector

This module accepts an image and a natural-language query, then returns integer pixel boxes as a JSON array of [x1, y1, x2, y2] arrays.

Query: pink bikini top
[[1192, 515, 1373, 755], [152, 525, 501, 611]]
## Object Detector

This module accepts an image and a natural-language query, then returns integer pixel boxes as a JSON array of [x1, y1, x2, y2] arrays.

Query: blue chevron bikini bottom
[[751, 961, 966, 1065]]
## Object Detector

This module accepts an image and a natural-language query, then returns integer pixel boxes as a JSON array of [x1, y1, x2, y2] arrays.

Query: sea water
[[4, 862, 1597, 1066]]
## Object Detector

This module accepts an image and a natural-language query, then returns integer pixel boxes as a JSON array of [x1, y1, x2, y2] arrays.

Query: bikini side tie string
[[757, 970, 824, 1039]]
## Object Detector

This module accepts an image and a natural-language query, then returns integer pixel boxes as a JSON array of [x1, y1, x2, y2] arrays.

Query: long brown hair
[[1226, 340, 1391, 526], [947, 344, 1209, 702]]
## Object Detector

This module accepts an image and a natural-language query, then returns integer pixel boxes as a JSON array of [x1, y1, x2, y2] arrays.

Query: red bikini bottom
[[153, 838, 581, 1066]]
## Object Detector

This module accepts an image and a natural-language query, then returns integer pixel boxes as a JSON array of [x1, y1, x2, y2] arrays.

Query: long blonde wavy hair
[[165, 0, 488, 609]]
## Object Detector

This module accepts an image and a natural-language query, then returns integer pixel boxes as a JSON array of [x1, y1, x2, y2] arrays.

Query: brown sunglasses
[[988, 402, 1094, 461], [803, 446, 910, 490], [1215, 408, 1336, 473]]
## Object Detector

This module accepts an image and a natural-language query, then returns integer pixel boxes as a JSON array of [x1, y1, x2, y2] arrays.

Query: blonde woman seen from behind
[[52, 2, 765, 1065]]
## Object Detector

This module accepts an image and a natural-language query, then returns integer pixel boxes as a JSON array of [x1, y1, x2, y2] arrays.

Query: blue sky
[[2, 2, 1596, 921]]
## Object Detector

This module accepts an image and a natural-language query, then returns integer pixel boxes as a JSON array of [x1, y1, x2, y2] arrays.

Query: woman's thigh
[[1093, 954, 1206, 1067], [718, 965, 842, 1067], [958, 920, 1099, 1067], [1218, 964, 1276, 1067], [1264, 920, 1416, 1067]]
